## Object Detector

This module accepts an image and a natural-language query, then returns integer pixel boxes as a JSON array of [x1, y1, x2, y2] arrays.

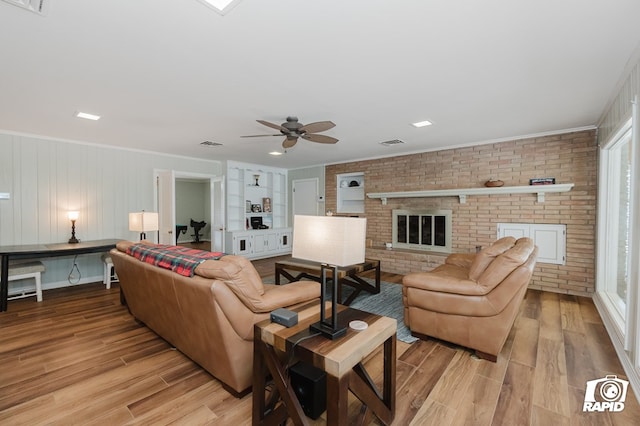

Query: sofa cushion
[[468, 236, 515, 281], [195, 255, 265, 298], [477, 237, 535, 290]]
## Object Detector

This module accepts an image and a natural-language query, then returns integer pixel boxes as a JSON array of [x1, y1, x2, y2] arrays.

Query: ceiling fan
[[242, 116, 338, 148]]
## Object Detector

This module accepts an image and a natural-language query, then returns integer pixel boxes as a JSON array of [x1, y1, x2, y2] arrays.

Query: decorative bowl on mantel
[[484, 179, 504, 187]]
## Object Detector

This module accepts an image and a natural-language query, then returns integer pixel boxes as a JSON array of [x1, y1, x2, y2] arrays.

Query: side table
[[253, 302, 396, 425], [275, 258, 381, 305]]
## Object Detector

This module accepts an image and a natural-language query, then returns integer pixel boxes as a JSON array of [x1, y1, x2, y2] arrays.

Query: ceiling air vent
[[2, 0, 49, 15], [379, 139, 405, 147], [200, 141, 223, 147]]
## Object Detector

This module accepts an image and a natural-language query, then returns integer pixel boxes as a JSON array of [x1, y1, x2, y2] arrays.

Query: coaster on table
[[349, 320, 368, 331]]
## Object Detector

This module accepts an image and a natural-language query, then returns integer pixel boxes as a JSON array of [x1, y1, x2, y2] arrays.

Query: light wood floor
[[0, 256, 638, 425]]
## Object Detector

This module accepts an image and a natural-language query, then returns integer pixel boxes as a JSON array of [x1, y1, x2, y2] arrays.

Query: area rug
[[348, 279, 418, 344], [264, 276, 418, 344]]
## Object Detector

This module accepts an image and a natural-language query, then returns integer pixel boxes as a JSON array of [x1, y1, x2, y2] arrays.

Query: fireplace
[[392, 209, 452, 253]]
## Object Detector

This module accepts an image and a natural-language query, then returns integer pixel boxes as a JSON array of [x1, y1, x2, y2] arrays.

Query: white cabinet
[[337, 172, 364, 213], [278, 229, 292, 251], [224, 161, 291, 259], [225, 228, 292, 259], [253, 232, 278, 255], [228, 232, 253, 256], [497, 223, 566, 265]]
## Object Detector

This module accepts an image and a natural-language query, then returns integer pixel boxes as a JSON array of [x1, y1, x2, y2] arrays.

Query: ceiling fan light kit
[[242, 116, 338, 149]]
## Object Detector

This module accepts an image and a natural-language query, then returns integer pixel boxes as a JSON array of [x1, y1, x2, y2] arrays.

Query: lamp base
[[309, 321, 347, 340], [68, 237, 79, 244]]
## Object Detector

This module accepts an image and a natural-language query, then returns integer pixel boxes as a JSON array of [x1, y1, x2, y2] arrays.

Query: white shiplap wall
[[598, 54, 640, 145], [0, 132, 222, 289]]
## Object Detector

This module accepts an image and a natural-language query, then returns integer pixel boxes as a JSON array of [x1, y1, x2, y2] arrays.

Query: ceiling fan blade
[[299, 121, 335, 134], [301, 134, 339, 144], [240, 134, 282, 138], [282, 137, 298, 149], [257, 119, 287, 132]]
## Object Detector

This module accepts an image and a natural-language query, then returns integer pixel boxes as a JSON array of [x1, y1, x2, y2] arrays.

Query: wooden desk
[[275, 258, 381, 305], [0, 239, 122, 312], [253, 302, 396, 425]]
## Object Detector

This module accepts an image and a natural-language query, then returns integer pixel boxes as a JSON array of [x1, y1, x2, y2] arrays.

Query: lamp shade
[[292, 215, 367, 266], [67, 211, 79, 221], [129, 212, 159, 233]]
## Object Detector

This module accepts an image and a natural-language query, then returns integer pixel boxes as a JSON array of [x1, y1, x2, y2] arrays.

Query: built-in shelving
[[367, 183, 574, 204], [225, 161, 291, 259], [337, 172, 365, 213]]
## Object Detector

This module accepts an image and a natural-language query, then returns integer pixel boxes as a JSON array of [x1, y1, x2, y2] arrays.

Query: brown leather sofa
[[402, 237, 538, 361], [110, 241, 320, 396]]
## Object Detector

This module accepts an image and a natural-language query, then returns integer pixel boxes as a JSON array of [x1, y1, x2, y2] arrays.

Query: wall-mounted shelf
[[367, 183, 574, 204], [337, 172, 365, 213]]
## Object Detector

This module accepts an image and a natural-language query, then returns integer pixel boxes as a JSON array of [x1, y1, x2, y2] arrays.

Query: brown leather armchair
[[402, 237, 538, 361]]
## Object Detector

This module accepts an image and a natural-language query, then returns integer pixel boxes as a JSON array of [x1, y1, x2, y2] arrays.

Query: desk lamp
[[129, 211, 159, 241], [292, 214, 367, 339]]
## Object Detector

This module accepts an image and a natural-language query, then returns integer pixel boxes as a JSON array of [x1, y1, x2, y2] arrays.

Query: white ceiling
[[1, 0, 640, 169]]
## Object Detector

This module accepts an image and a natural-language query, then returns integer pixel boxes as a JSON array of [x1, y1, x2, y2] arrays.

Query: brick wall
[[325, 130, 598, 296]]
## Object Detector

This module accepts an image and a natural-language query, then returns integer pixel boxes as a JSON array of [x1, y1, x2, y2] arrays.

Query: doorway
[[155, 170, 225, 252]]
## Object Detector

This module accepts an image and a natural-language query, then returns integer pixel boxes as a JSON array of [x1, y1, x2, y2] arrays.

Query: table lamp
[[292, 214, 367, 339], [67, 211, 79, 244], [129, 211, 159, 241]]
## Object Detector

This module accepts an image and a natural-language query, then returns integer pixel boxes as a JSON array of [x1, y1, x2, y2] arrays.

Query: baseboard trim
[[593, 292, 640, 401], [43, 275, 105, 291]]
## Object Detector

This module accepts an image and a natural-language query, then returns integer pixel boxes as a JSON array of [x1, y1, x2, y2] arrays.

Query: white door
[[211, 176, 225, 253], [292, 178, 319, 216], [254, 233, 266, 255], [497, 223, 566, 265], [156, 170, 176, 245]]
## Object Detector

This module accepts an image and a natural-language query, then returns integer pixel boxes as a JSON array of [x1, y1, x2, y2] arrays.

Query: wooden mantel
[[366, 183, 575, 204]]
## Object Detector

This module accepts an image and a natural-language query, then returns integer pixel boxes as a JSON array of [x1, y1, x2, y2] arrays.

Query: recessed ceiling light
[[196, 0, 242, 15], [269, 151, 283, 156], [1, 0, 49, 15], [411, 120, 433, 128], [75, 111, 101, 121]]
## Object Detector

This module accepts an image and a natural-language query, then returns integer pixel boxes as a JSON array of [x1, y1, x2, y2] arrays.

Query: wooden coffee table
[[253, 302, 396, 425], [274, 258, 380, 305]]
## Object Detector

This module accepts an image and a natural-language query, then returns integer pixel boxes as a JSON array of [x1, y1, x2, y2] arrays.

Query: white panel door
[[497, 223, 566, 265], [497, 223, 528, 239], [532, 225, 566, 265], [292, 178, 319, 216], [211, 176, 225, 252], [156, 170, 175, 245]]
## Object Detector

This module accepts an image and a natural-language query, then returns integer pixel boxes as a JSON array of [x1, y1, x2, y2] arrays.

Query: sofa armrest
[[211, 280, 268, 341], [242, 281, 320, 313], [402, 272, 488, 296], [212, 280, 320, 340]]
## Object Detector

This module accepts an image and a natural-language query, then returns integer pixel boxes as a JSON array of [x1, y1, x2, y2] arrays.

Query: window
[[392, 209, 452, 253], [597, 116, 638, 345]]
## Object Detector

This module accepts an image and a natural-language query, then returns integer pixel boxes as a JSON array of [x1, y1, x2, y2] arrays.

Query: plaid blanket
[[126, 243, 225, 277]]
